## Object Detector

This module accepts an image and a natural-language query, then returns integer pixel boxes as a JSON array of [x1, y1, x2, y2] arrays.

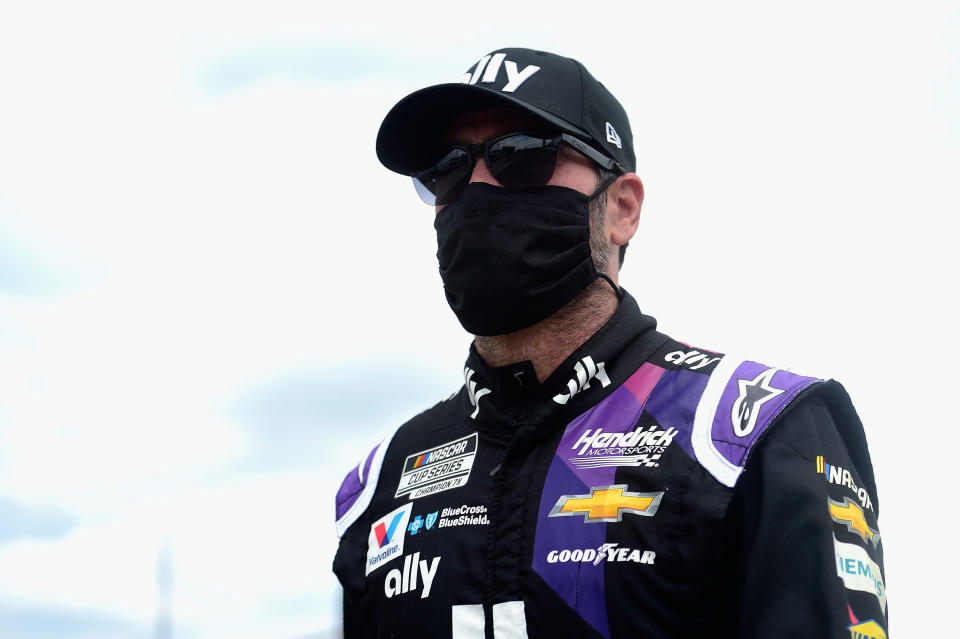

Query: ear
[[606, 173, 644, 250]]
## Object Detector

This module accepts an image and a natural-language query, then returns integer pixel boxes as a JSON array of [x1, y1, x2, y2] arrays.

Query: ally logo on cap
[[458, 52, 541, 93]]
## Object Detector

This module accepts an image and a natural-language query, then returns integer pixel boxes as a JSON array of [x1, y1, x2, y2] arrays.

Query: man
[[333, 48, 886, 639]]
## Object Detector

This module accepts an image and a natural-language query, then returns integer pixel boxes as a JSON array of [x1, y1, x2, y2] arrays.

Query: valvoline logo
[[375, 511, 405, 547], [366, 503, 412, 576]]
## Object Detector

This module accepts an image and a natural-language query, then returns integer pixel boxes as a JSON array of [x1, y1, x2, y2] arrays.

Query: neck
[[474, 279, 619, 382]]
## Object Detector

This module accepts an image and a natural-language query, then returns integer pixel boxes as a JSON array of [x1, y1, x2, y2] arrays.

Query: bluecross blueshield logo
[[408, 515, 423, 536], [426, 511, 439, 530]]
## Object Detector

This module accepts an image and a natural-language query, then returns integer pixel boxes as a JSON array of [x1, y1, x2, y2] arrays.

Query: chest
[[344, 406, 733, 638]]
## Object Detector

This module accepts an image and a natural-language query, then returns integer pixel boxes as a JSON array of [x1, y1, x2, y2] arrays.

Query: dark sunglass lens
[[414, 149, 472, 205], [488, 135, 558, 189]]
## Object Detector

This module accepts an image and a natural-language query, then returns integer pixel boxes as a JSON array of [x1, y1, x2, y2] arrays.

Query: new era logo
[[605, 122, 622, 149]]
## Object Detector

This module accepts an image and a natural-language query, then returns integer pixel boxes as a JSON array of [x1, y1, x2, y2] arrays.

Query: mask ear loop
[[597, 273, 623, 301], [588, 173, 624, 302]]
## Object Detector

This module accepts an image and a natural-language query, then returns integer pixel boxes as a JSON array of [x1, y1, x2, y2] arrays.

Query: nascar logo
[[395, 433, 478, 500], [817, 455, 874, 511]]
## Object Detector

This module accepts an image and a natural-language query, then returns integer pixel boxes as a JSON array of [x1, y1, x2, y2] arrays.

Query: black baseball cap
[[376, 47, 635, 176]]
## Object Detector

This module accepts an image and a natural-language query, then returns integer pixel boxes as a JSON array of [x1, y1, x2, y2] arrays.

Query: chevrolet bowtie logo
[[829, 497, 881, 548], [548, 485, 664, 523]]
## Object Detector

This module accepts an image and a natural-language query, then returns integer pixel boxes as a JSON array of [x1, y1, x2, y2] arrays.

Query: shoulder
[[640, 338, 826, 488], [745, 378, 878, 513], [333, 388, 467, 538], [689, 352, 824, 487]]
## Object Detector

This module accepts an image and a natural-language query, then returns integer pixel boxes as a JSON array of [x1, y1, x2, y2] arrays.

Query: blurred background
[[1, 1, 957, 637]]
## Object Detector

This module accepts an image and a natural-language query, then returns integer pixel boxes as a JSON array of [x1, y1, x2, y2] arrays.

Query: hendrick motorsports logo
[[395, 433, 478, 500], [547, 542, 656, 565], [568, 424, 678, 469]]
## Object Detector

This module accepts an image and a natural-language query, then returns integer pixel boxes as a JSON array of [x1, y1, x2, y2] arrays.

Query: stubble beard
[[473, 191, 617, 379]]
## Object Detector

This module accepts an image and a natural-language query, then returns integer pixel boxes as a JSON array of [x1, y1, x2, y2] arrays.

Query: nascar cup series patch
[[395, 433, 478, 500]]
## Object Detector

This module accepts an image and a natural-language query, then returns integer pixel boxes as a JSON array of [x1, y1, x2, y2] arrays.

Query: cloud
[[0, 237, 63, 297], [0, 603, 142, 639], [190, 39, 423, 94], [0, 498, 75, 545], [223, 357, 459, 472], [0, 208, 102, 299]]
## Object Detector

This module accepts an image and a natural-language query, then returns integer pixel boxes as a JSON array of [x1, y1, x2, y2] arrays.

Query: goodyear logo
[[548, 485, 664, 523], [848, 619, 886, 639]]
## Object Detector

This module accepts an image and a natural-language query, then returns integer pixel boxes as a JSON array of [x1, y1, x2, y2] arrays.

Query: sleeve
[[343, 589, 375, 639], [722, 383, 888, 638]]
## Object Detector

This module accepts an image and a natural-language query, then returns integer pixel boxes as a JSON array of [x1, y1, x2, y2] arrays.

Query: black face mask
[[434, 181, 618, 337]]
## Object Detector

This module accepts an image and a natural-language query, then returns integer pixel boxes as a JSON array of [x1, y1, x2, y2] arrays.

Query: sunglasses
[[412, 132, 623, 206]]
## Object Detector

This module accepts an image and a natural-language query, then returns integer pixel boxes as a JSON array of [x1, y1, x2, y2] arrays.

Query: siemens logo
[[834, 536, 886, 611]]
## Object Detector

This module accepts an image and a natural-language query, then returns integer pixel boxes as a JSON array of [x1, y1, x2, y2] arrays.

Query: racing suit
[[333, 291, 887, 638]]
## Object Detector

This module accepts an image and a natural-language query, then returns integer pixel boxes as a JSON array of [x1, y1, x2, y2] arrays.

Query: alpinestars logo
[[553, 356, 610, 405], [458, 52, 540, 93], [568, 424, 678, 469], [547, 542, 656, 565], [605, 122, 622, 149], [464, 367, 490, 419], [731, 367, 784, 437]]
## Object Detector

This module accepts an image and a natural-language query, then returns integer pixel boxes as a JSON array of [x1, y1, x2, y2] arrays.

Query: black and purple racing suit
[[333, 291, 887, 638]]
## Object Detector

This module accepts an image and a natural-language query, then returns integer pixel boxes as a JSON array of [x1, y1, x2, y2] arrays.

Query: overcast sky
[[1, 1, 957, 637]]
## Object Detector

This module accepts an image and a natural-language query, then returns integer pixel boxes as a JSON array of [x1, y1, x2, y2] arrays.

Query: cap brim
[[376, 83, 591, 176]]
